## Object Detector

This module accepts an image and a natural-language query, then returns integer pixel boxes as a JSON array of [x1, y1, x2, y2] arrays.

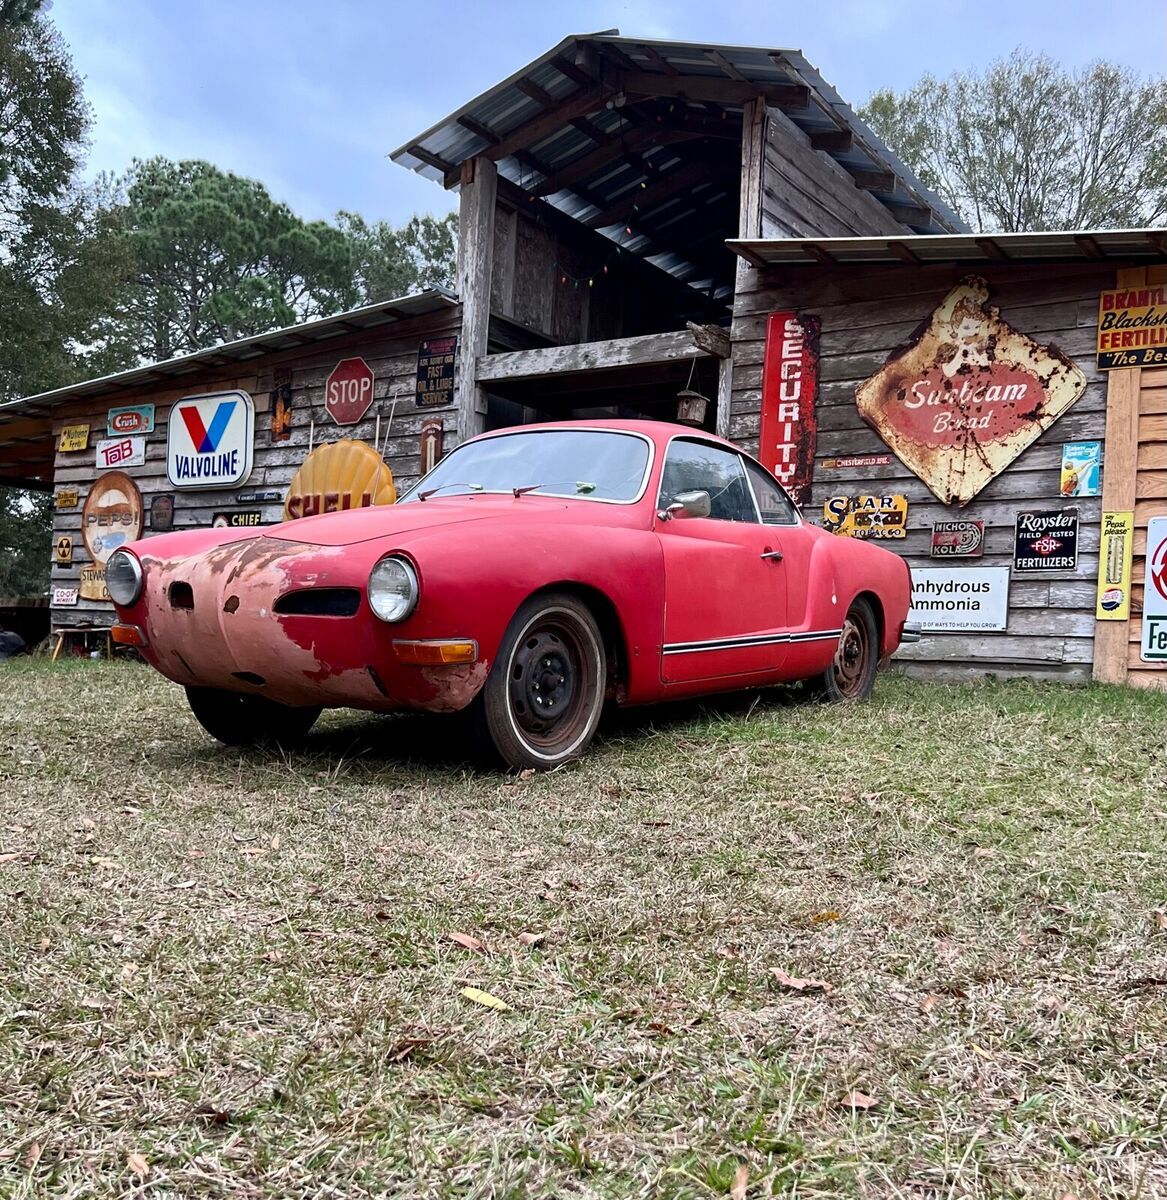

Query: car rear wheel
[[479, 593, 606, 771], [185, 686, 322, 748], [809, 598, 879, 703]]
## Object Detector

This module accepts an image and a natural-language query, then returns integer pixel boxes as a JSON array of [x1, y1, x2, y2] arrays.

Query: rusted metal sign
[[270, 378, 293, 443], [150, 494, 175, 532], [79, 564, 108, 601], [931, 519, 984, 558], [1096, 510, 1134, 620], [419, 417, 444, 476], [1013, 509, 1079, 572], [55, 488, 79, 509], [54, 535, 73, 565], [1141, 517, 1167, 661], [819, 454, 892, 470], [856, 276, 1087, 507], [1098, 285, 1167, 369], [759, 312, 819, 507], [823, 494, 908, 539], [82, 472, 143, 567]]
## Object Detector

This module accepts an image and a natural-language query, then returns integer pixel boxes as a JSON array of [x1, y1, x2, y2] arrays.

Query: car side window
[[658, 439, 758, 523], [743, 458, 800, 525]]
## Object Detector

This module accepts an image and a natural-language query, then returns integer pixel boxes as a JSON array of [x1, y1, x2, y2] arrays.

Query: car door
[[656, 438, 788, 684]]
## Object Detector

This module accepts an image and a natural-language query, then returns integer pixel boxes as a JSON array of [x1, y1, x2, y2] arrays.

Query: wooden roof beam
[[810, 128, 852, 153], [843, 165, 897, 193], [618, 72, 810, 110], [583, 158, 728, 229], [800, 243, 837, 264], [706, 49, 749, 83], [975, 236, 1009, 262], [530, 125, 702, 198]]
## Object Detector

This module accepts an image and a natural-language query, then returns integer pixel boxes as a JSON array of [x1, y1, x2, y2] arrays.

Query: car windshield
[[398, 429, 651, 504]]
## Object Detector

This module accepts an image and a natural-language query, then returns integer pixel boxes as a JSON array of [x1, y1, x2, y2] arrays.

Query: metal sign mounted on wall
[[907, 566, 1010, 632], [1097, 285, 1167, 370], [416, 337, 458, 408], [270, 375, 293, 443], [325, 357, 376, 426], [1096, 510, 1134, 620], [1060, 441, 1101, 497], [759, 312, 819, 508], [58, 424, 90, 452], [82, 471, 144, 567], [96, 435, 146, 471], [54, 535, 73, 566], [212, 511, 262, 528], [419, 417, 444, 475], [55, 488, 79, 509], [150, 494, 175, 532], [107, 404, 155, 436], [1141, 517, 1167, 661], [931, 519, 985, 558], [283, 439, 396, 521], [167, 391, 255, 489], [51, 586, 79, 607], [1013, 509, 1079, 573], [819, 454, 892, 470], [856, 276, 1088, 507], [823, 494, 908, 539]]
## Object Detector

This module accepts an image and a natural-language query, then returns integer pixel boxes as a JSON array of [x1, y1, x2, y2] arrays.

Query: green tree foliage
[[860, 52, 1167, 232], [0, 488, 51, 598], [0, 0, 44, 27], [338, 211, 458, 302]]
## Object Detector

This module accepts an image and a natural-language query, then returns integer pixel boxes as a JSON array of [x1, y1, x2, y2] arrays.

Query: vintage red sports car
[[106, 420, 915, 769]]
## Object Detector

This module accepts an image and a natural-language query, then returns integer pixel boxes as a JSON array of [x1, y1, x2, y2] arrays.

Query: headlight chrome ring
[[368, 555, 419, 623], [106, 549, 144, 607]]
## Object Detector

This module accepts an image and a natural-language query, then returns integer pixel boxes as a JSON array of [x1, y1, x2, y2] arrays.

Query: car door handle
[[760, 550, 784, 562]]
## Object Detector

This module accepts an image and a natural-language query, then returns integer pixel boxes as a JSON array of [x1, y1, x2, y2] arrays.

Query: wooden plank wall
[[760, 107, 913, 239], [730, 261, 1122, 681], [49, 308, 460, 630], [1093, 263, 1167, 690]]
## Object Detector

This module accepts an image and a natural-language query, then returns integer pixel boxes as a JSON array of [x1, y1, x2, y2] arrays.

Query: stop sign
[[324, 357, 375, 426]]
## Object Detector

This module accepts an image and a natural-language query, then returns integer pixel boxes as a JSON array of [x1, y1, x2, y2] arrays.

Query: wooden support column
[[1093, 265, 1146, 685], [454, 155, 497, 445]]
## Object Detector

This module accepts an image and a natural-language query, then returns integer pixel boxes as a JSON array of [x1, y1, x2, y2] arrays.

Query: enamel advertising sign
[[759, 312, 819, 508], [823, 494, 908, 539], [907, 567, 1010, 632], [1141, 517, 1167, 662], [1013, 509, 1079, 572], [931, 519, 985, 558], [1095, 510, 1134, 620], [1098, 285, 1167, 369], [107, 404, 155, 436], [166, 391, 255, 490], [96, 435, 146, 471], [856, 277, 1087, 507], [81, 472, 143, 566]]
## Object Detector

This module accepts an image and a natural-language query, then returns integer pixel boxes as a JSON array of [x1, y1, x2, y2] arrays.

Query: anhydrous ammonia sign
[[167, 391, 255, 490]]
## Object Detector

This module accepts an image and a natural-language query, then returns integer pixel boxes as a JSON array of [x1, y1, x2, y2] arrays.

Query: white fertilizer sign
[[907, 567, 1010, 632]]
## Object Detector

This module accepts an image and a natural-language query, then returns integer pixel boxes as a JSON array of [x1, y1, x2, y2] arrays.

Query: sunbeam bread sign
[[856, 277, 1087, 507], [166, 391, 255, 490]]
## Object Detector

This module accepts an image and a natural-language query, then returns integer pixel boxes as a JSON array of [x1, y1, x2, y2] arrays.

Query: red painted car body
[[112, 420, 912, 721]]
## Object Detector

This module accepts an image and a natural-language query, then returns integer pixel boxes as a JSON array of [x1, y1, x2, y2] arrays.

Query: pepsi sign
[[166, 391, 255, 490]]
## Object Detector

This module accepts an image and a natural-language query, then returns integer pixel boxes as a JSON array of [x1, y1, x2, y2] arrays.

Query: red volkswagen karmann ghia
[[106, 420, 914, 769]]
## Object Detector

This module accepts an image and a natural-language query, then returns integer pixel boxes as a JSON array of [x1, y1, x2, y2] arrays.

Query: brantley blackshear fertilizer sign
[[907, 567, 1010, 632]]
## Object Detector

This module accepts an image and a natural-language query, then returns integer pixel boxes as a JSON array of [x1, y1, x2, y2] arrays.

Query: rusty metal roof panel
[[727, 229, 1167, 267]]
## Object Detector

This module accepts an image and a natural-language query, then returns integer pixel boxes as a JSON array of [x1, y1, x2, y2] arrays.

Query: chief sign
[[325, 357, 375, 426], [856, 277, 1087, 507]]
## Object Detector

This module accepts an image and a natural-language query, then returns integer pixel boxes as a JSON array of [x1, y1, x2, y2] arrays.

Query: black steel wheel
[[480, 593, 606, 770], [185, 686, 322, 748], [808, 598, 879, 703]]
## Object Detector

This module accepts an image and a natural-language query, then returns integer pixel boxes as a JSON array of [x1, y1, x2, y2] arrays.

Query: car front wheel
[[809, 598, 879, 702], [185, 686, 322, 748], [479, 592, 606, 771]]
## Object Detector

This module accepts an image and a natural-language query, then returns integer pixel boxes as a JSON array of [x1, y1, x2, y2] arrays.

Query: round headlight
[[106, 549, 143, 607], [368, 556, 418, 623]]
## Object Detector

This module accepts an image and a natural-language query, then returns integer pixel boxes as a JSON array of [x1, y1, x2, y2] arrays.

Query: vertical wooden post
[[1092, 266, 1146, 685], [721, 96, 766, 441], [454, 155, 497, 446]]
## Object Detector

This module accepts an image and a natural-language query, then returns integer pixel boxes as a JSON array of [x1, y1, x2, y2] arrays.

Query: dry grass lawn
[[1, 659, 1166, 1199]]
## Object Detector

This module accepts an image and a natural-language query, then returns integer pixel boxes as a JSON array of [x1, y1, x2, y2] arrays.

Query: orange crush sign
[[283, 439, 396, 521], [1097, 286, 1167, 369]]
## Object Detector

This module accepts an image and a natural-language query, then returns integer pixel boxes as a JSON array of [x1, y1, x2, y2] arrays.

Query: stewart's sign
[[856, 277, 1087, 507], [759, 312, 819, 507]]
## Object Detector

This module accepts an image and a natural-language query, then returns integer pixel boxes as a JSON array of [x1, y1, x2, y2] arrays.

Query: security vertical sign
[[759, 312, 819, 508], [167, 391, 255, 489], [325, 357, 375, 426], [1141, 517, 1167, 662]]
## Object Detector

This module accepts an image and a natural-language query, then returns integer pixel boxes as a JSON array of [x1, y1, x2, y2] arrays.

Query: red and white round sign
[[324, 357, 375, 427]]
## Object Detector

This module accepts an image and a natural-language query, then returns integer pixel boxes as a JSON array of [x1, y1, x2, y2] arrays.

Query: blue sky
[[51, 0, 1167, 228]]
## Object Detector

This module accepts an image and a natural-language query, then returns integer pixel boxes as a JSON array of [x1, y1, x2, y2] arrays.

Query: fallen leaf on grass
[[24, 1142, 42, 1169], [192, 1102, 232, 1125], [516, 931, 546, 947], [270, 835, 281, 851], [1154, 909, 1167, 931], [812, 910, 840, 924], [1038, 995, 1066, 1014], [126, 1151, 149, 1178], [238, 847, 266, 857], [387, 1037, 433, 1063], [447, 931, 486, 953], [172, 880, 196, 890], [731, 1163, 749, 1200], [973, 847, 994, 859], [519, 768, 536, 781], [460, 986, 511, 1011], [0, 852, 26, 866], [842, 1089, 878, 1110], [771, 967, 833, 994], [920, 993, 940, 1014], [35, 937, 50, 953]]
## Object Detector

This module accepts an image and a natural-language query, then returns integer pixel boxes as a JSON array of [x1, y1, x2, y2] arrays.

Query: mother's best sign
[[167, 391, 255, 490]]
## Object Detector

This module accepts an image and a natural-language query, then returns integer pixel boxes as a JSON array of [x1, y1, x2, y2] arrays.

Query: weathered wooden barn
[[1, 32, 1164, 687]]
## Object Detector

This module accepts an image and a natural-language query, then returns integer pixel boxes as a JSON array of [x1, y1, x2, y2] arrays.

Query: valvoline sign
[[166, 390, 255, 490]]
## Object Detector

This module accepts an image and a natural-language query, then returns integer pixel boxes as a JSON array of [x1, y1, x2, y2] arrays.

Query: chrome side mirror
[[658, 489, 711, 521]]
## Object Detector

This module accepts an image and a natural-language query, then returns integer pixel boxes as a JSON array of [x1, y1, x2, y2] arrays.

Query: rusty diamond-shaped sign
[[856, 277, 1088, 507]]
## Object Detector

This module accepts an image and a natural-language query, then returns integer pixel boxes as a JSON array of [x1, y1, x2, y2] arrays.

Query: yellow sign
[[283, 439, 396, 521], [55, 488, 79, 509], [54, 535, 73, 565], [58, 424, 90, 452], [1098, 286, 1167, 369], [823, 494, 909, 539], [1096, 510, 1135, 620], [79, 564, 109, 601]]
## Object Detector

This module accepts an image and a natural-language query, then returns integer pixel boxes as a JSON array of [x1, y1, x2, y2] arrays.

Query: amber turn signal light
[[392, 638, 478, 665], [111, 623, 147, 647]]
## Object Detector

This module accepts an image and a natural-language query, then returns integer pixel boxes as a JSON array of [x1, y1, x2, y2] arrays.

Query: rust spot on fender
[[418, 662, 489, 712]]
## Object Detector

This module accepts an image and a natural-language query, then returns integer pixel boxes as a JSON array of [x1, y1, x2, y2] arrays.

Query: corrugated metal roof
[[0, 289, 458, 419], [727, 229, 1167, 267]]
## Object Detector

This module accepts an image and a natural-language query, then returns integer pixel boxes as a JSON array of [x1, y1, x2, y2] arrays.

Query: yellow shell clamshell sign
[[283, 439, 396, 521]]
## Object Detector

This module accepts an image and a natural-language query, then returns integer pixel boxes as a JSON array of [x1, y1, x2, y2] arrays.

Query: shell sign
[[856, 276, 1087, 507], [283, 440, 396, 521]]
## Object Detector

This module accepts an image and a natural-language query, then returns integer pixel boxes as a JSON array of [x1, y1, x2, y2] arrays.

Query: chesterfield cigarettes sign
[[856, 277, 1087, 507], [759, 312, 819, 507], [1098, 285, 1167, 369]]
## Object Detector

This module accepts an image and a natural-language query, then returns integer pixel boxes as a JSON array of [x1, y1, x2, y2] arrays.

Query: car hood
[[261, 495, 574, 547]]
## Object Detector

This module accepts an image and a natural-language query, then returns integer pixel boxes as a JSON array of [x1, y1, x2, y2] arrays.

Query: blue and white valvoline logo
[[166, 390, 255, 490]]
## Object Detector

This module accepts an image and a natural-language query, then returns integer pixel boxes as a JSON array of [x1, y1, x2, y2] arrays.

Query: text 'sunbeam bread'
[[855, 276, 1087, 507]]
